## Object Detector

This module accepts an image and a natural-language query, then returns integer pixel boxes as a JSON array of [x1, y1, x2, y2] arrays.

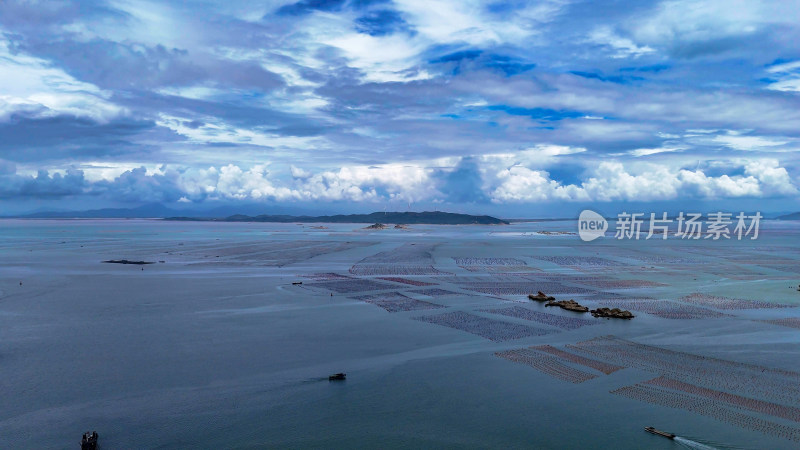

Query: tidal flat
[[2, 219, 800, 449]]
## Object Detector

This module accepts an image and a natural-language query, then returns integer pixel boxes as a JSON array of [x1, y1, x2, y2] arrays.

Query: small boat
[[292, 281, 303, 285], [644, 426, 675, 439], [81, 431, 98, 450], [329, 373, 346, 381]]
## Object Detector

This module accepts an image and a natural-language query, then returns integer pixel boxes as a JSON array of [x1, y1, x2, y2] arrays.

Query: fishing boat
[[80, 431, 98, 450], [644, 426, 675, 439], [329, 372, 346, 381]]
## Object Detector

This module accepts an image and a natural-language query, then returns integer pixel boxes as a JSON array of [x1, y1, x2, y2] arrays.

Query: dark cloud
[[275, 0, 348, 16], [0, 0, 126, 28], [435, 157, 489, 204], [569, 71, 642, 84], [0, 169, 87, 199], [93, 167, 184, 203], [9, 38, 284, 92], [354, 9, 411, 36], [0, 115, 166, 163]]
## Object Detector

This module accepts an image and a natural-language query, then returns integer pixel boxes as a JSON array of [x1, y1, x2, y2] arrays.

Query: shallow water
[[1, 219, 800, 449]]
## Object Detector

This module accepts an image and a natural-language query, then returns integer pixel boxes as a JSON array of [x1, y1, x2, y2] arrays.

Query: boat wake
[[673, 436, 721, 450]]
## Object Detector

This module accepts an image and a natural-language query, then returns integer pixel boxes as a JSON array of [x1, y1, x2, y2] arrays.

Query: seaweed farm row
[[453, 257, 528, 266], [592, 299, 728, 319], [569, 336, 800, 406], [530, 345, 624, 375], [185, 240, 375, 267], [461, 281, 597, 296], [680, 293, 792, 310], [351, 292, 444, 313], [350, 243, 449, 276], [350, 265, 445, 276], [481, 306, 597, 330], [412, 311, 555, 342], [306, 278, 396, 293], [494, 348, 599, 383], [644, 376, 800, 423], [454, 257, 538, 273], [533, 256, 629, 268], [612, 383, 800, 442], [576, 279, 667, 289], [408, 288, 459, 297], [759, 318, 800, 330], [377, 277, 436, 286]]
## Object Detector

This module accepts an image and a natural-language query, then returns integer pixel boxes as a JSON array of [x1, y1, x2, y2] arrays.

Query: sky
[[1, 0, 799, 217]]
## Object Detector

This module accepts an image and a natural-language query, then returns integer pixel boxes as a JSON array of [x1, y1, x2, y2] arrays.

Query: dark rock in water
[[103, 260, 155, 265], [545, 299, 589, 312], [394, 224, 409, 229], [329, 372, 346, 381], [364, 223, 387, 229], [590, 307, 635, 319], [528, 291, 555, 301], [81, 431, 98, 450]]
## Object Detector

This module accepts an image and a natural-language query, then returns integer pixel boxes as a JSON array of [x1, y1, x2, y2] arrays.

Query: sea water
[[1, 219, 799, 448]]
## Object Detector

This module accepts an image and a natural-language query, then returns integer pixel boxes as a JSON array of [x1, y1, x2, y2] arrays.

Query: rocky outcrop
[[528, 291, 555, 301], [590, 307, 635, 319], [545, 299, 589, 312], [365, 223, 387, 229]]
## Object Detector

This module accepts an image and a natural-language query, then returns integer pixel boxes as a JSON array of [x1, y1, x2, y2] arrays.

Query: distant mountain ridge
[[168, 211, 509, 225], [777, 212, 800, 220], [17, 204, 177, 218], [8, 203, 336, 219]]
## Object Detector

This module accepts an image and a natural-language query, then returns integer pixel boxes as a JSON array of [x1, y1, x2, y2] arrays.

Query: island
[[165, 211, 509, 225]]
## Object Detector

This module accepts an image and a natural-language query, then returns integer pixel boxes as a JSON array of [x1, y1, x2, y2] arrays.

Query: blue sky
[[1, 0, 799, 216]]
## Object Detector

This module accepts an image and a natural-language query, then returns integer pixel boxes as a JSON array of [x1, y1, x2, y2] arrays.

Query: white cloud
[[766, 60, 800, 74], [629, 146, 685, 157], [487, 159, 797, 203], [743, 159, 798, 195], [491, 166, 588, 202], [588, 27, 654, 58], [0, 40, 124, 122], [713, 133, 789, 151], [764, 59, 800, 92], [295, 163, 438, 202], [632, 0, 764, 44], [156, 114, 326, 149]]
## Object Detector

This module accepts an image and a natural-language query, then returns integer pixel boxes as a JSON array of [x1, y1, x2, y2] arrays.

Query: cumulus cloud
[[1, 0, 800, 212], [4, 153, 795, 208], [487, 159, 798, 203]]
